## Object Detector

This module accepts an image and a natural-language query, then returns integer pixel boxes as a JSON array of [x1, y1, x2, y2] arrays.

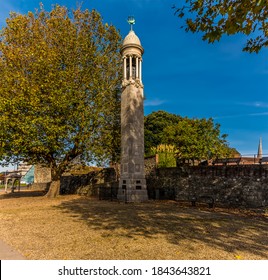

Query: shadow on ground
[[56, 197, 268, 259]]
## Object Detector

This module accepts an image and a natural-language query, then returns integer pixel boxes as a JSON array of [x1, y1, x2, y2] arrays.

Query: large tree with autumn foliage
[[0, 5, 121, 197]]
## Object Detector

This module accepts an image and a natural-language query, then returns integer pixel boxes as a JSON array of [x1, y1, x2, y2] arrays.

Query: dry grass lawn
[[0, 190, 267, 260]]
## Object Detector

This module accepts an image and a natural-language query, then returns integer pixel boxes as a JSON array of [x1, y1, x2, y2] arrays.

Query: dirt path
[[0, 190, 267, 260]]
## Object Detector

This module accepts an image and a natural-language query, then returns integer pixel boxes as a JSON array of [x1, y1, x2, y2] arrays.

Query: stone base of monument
[[117, 178, 148, 202], [117, 189, 148, 202]]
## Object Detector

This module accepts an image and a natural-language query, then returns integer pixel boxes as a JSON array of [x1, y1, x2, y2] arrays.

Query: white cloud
[[144, 98, 165, 107], [249, 112, 268, 117], [214, 103, 268, 119], [240, 101, 268, 108], [213, 112, 268, 119]]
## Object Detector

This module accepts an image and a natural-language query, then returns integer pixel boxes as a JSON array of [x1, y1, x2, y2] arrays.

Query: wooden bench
[[212, 157, 241, 166], [190, 195, 215, 208]]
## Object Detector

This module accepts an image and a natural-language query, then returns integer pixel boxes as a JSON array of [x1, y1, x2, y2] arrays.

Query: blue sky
[[1, 0, 268, 168]]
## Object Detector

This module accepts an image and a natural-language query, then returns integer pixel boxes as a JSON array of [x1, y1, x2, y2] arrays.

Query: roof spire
[[257, 137, 263, 158], [127, 16, 135, 31]]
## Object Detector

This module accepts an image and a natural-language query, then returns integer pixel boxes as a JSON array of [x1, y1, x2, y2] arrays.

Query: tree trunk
[[45, 180, 60, 198]]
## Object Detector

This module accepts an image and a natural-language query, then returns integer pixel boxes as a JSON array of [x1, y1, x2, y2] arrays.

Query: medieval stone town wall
[[32, 157, 268, 208], [144, 154, 159, 176], [146, 165, 268, 208], [59, 157, 159, 197], [60, 168, 116, 196]]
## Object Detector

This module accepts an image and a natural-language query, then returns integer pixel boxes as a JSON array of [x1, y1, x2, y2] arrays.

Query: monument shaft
[[117, 25, 148, 202]]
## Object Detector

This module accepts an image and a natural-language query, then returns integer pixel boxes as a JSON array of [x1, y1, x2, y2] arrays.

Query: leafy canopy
[[0, 5, 121, 182], [145, 111, 238, 162], [163, 117, 235, 161], [174, 0, 268, 53], [144, 110, 182, 154]]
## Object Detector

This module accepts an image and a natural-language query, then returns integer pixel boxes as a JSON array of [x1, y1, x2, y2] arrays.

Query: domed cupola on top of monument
[[121, 16, 144, 84], [121, 29, 143, 54]]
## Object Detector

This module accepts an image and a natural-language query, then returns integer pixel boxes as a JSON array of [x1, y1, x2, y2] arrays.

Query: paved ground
[[0, 188, 27, 259], [0, 239, 26, 260]]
